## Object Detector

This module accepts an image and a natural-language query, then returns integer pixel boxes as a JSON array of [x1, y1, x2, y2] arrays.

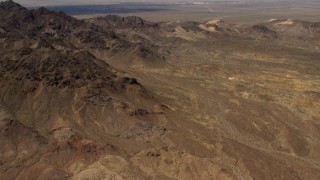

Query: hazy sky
[[4, 0, 282, 7], [10, 0, 200, 6], [2, 0, 313, 7]]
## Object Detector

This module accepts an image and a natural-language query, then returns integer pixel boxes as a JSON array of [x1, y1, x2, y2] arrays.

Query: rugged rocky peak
[[0, 0, 26, 11], [244, 24, 277, 39], [0, 1, 155, 107], [262, 18, 320, 38], [122, 16, 146, 27], [92, 15, 158, 29], [251, 24, 277, 35], [33, 6, 78, 23], [0, 2, 162, 64], [251, 24, 272, 32], [0, 47, 149, 103], [36, 6, 53, 15], [0, 1, 91, 36], [2, 50, 108, 86]]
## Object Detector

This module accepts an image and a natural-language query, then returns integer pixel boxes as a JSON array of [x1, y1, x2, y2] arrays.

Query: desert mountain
[[264, 18, 320, 37], [0, 1, 166, 179], [1, 1, 320, 179], [0, 0, 163, 67], [87, 15, 159, 30]]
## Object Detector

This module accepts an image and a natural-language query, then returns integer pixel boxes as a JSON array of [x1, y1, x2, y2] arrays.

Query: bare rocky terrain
[[0, 0, 320, 179]]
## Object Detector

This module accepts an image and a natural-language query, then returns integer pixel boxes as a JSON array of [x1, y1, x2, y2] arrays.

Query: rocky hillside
[[87, 15, 159, 30], [1, 1, 320, 179], [0, 1, 166, 179]]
